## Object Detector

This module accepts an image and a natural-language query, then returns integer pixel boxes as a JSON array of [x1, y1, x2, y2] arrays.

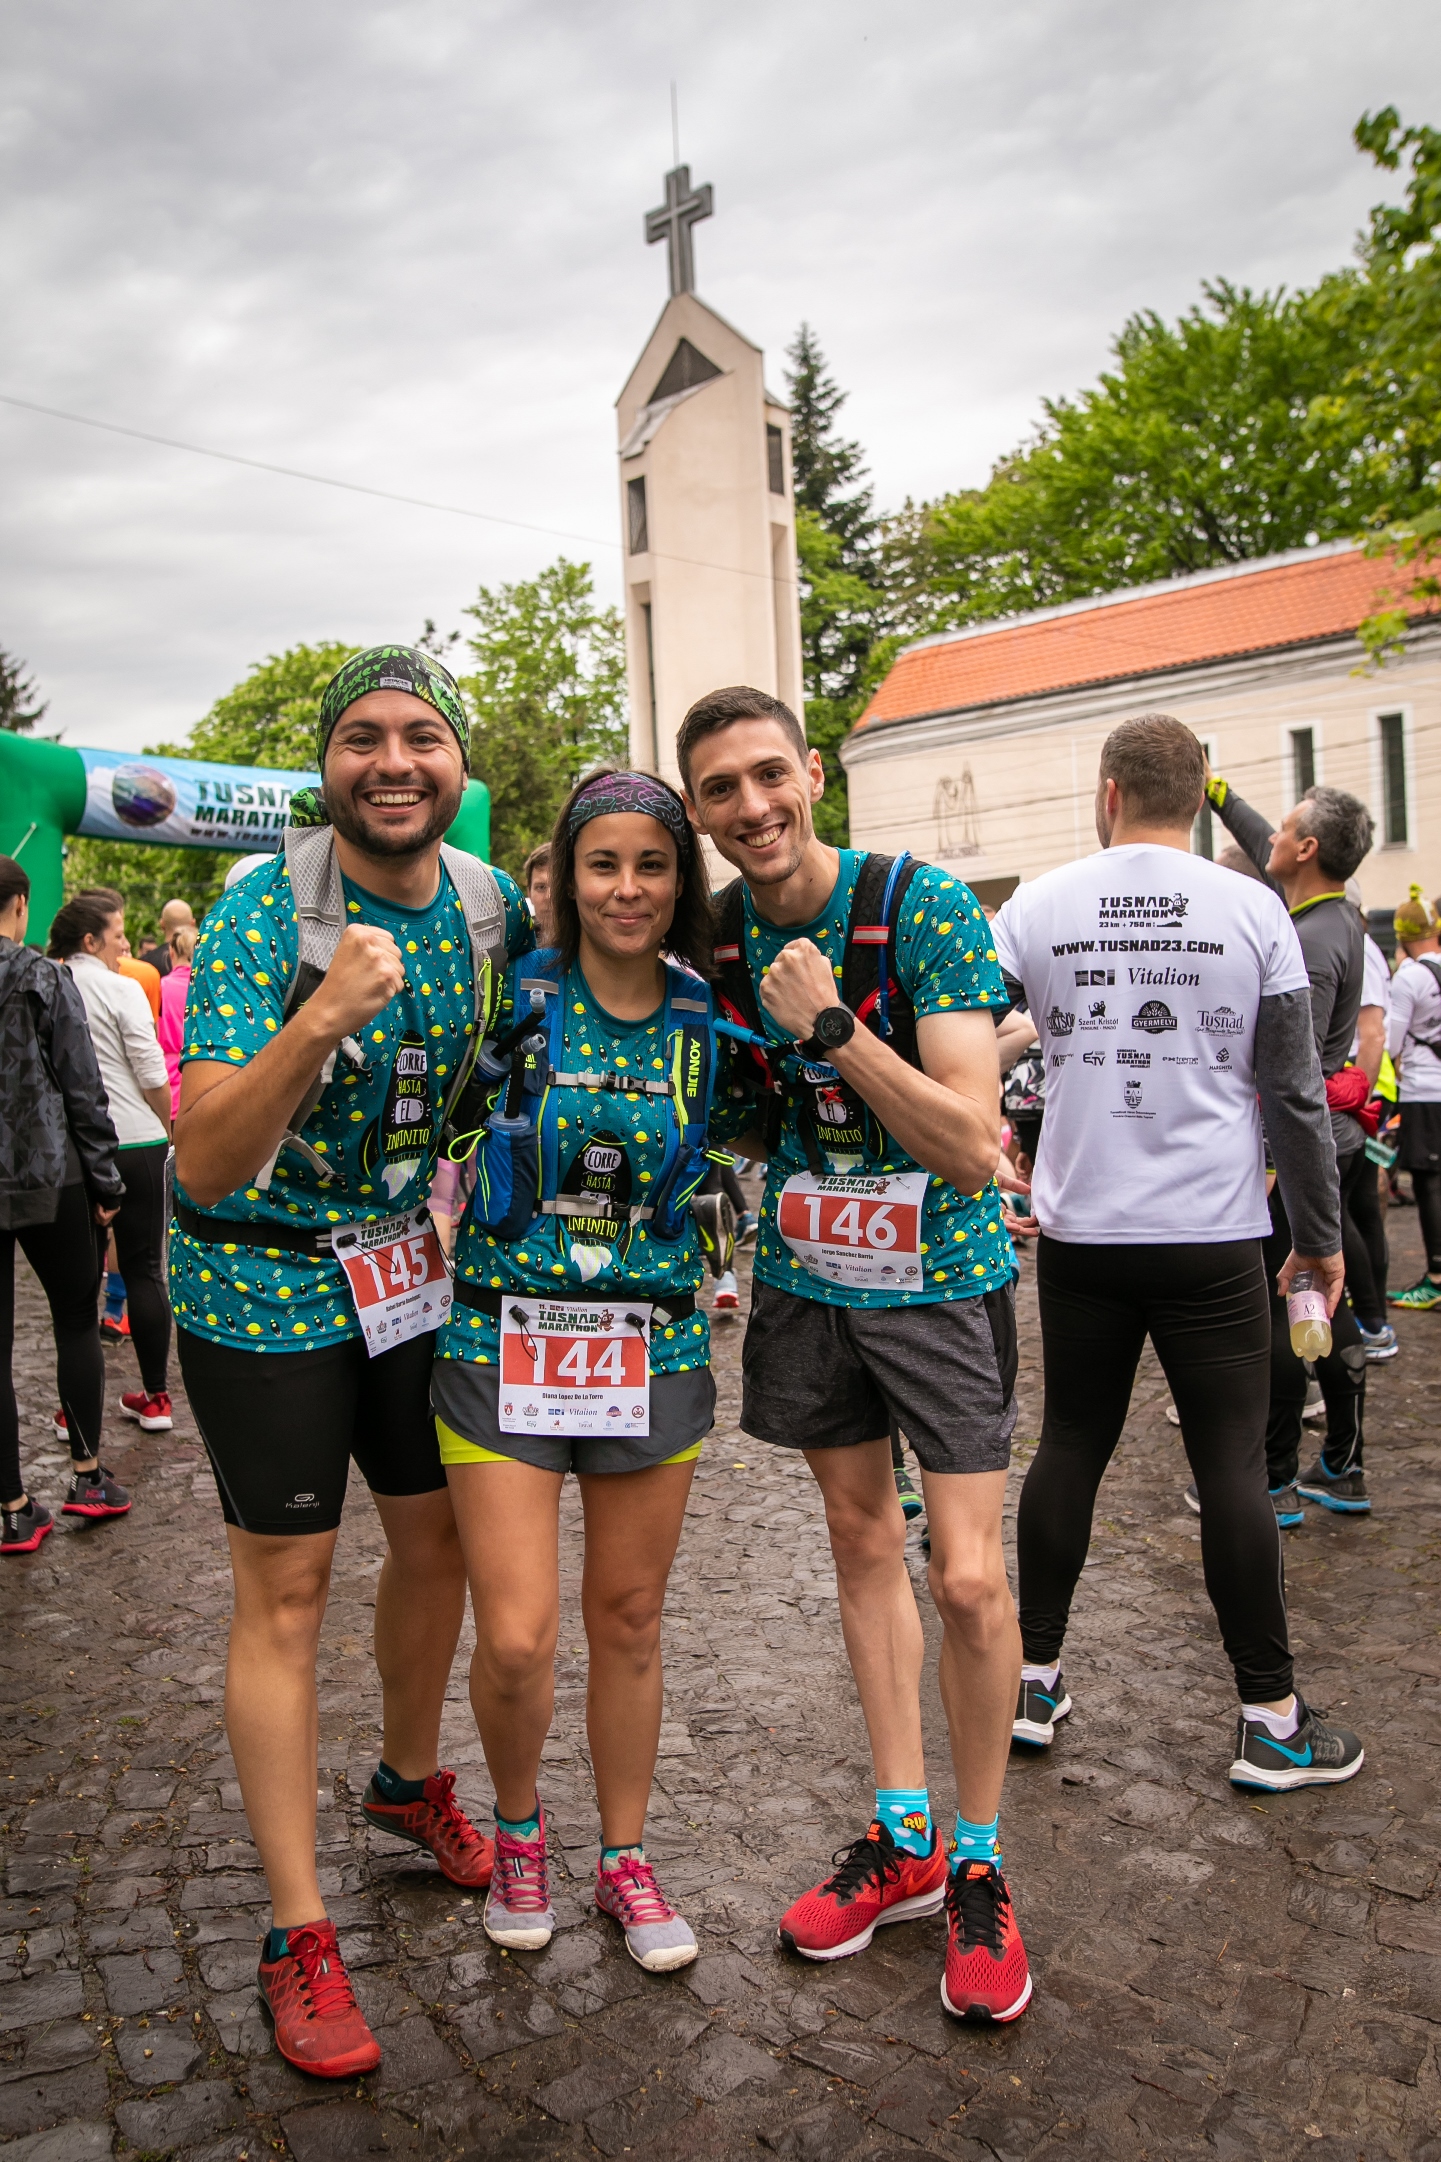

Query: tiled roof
[[857, 544, 1433, 732]]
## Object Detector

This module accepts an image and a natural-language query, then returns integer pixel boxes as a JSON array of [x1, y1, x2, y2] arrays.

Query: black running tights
[[96, 1142, 171, 1396], [1017, 1235, 1292, 1704], [1412, 1168, 1441, 1277], [1340, 1148, 1387, 1328], [1, 1183, 106, 1501]]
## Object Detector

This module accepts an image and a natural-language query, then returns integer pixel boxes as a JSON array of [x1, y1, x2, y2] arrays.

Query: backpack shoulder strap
[[842, 851, 926, 1065], [281, 825, 346, 1017], [711, 878, 763, 1034], [663, 964, 716, 1142], [438, 843, 508, 1026]]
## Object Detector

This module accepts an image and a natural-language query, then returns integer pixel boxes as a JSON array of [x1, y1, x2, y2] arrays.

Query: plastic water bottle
[[1287, 1270, 1332, 1361]]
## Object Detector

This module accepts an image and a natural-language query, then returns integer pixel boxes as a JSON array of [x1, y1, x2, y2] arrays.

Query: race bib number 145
[[332, 1205, 452, 1358], [776, 1170, 928, 1291]]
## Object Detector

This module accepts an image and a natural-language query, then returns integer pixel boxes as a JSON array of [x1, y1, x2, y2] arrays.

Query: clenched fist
[[309, 924, 407, 1040], [758, 937, 843, 1040]]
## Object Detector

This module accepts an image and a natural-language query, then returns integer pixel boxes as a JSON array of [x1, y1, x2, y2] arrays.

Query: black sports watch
[[799, 1004, 856, 1061]]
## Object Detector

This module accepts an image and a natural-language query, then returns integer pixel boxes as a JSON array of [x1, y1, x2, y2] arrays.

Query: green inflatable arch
[[0, 731, 492, 945]]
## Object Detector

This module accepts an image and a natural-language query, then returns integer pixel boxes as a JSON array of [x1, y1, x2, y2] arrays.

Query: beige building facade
[[616, 291, 803, 789], [842, 546, 1441, 919]]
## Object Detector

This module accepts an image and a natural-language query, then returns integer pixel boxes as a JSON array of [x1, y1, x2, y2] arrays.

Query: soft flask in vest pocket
[[645, 1139, 711, 1242], [471, 983, 552, 1241]]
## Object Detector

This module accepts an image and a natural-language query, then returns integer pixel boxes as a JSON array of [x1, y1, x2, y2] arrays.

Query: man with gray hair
[[1205, 769, 1376, 1515]]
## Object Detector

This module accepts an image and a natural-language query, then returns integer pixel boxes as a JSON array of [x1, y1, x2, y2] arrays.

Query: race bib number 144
[[776, 1170, 928, 1291], [500, 1298, 651, 1437]]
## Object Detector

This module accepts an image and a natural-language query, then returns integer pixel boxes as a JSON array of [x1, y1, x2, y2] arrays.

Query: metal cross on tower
[[644, 165, 714, 297]]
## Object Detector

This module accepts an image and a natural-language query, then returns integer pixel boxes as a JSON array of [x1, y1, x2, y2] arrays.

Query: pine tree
[[0, 647, 48, 734], [784, 327, 886, 845]]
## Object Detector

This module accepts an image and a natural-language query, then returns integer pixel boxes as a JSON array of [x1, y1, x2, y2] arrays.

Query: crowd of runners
[[3, 645, 1437, 2082]]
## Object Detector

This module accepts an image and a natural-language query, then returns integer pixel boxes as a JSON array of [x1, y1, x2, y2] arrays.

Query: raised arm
[[175, 926, 405, 1208], [757, 937, 1000, 1194], [1206, 779, 1283, 895]]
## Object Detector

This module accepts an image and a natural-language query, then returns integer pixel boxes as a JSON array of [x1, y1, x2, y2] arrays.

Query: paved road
[[3, 1203, 1441, 2160]]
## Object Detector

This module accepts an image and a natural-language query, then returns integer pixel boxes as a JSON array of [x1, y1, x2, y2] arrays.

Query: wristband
[[1205, 775, 1228, 810]]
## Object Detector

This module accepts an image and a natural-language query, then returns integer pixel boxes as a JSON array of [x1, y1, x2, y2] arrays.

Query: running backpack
[[254, 824, 509, 1191], [453, 953, 718, 1246], [710, 851, 928, 1172]]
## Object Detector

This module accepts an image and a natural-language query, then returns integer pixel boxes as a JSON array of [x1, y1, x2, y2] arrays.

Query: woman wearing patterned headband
[[434, 768, 718, 1971]]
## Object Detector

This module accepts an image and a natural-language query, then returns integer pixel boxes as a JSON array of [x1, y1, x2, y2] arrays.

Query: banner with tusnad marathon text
[[75, 749, 321, 851]]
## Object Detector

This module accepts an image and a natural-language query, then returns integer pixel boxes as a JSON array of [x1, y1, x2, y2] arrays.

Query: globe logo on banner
[[110, 764, 178, 828]]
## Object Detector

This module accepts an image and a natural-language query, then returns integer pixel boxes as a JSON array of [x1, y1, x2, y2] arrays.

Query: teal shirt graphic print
[[710, 850, 1015, 1308], [440, 959, 709, 1378], [170, 854, 531, 1350]]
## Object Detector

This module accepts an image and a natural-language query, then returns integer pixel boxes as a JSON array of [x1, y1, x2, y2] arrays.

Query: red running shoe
[[100, 1314, 130, 1344], [2, 1500, 54, 1556], [778, 1821, 946, 1961], [941, 1861, 1032, 2023], [257, 1919, 380, 2078], [121, 1388, 173, 1432], [361, 1768, 494, 1889]]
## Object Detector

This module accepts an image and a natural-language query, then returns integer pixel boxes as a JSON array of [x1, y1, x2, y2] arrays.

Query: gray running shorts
[[431, 1358, 716, 1476], [741, 1280, 1017, 1474]]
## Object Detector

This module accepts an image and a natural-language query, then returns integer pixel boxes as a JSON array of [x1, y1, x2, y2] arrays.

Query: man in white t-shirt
[[993, 713, 1363, 1794]]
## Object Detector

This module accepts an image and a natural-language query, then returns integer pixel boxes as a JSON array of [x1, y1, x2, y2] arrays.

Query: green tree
[[0, 647, 48, 733], [885, 111, 1441, 651], [65, 641, 356, 941], [786, 326, 888, 844], [457, 559, 626, 877]]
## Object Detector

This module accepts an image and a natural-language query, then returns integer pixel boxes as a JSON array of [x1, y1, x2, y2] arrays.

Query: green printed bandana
[[290, 645, 472, 831]]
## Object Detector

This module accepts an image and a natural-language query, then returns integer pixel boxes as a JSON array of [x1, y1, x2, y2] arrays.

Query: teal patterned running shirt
[[439, 957, 709, 1378], [710, 850, 1014, 1308], [170, 854, 531, 1351]]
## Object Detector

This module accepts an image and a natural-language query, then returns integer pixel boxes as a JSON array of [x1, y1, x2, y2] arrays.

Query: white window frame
[[1278, 719, 1324, 812], [1369, 702, 1416, 852]]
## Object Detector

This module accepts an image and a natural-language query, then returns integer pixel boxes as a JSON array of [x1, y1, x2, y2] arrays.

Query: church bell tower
[[616, 166, 804, 788]]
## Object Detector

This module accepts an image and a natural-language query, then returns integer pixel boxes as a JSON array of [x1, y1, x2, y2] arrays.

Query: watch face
[[816, 1007, 850, 1047]]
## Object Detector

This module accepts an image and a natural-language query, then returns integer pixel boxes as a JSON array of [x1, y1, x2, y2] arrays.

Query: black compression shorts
[[177, 1328, 445, 1537]]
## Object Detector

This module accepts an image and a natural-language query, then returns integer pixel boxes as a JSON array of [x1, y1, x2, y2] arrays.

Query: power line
[[0, 388, 619, 552], [0, 386, 798, 592]]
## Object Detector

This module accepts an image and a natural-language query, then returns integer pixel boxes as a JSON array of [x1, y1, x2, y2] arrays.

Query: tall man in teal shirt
[[681, 686, 1031, 2026]]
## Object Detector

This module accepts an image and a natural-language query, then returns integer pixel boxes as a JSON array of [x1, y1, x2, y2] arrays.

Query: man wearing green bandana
[[171, 646, 532, 2080]]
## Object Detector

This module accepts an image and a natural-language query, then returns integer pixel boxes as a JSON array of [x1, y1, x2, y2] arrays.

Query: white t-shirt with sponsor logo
[[992, 843, 1310, 1244]]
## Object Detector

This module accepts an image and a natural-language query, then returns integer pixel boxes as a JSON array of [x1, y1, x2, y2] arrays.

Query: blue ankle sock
[[104, 1272, 126, 1321], [875, 1786, 932, 1858], [948, 1811, 1000, 1873], [496, 1802, 541, 1841], [265, 1926, 289, 1961], [372, 1760, 429, 1803], [600, 1843, 644, 1870]]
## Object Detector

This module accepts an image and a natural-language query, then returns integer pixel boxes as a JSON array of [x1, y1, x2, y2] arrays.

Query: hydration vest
[[710, 851, 928, 1173], [451, 953, 719, 1248]]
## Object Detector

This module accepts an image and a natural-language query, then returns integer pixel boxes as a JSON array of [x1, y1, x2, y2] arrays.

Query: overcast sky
[[3, 0, 1439, 750]]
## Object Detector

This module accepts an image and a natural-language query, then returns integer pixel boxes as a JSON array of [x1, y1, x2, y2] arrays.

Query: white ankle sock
[[1241, 1698, 1300, 1739], [1022, 1661, 1061, 1689]]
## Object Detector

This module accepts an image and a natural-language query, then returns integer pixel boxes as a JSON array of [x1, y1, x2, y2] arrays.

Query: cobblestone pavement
[[4, 1199, 1441, 2162]]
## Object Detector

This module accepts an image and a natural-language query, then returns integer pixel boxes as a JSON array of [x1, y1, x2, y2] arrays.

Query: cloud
[[1, 0, 1437, 746]]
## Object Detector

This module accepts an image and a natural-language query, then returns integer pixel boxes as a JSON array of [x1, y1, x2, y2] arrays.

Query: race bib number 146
[[776, 1170, 928, 1291]]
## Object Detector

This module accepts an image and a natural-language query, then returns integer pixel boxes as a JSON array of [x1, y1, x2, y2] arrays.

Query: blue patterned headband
[[566, 771, 692, 862]]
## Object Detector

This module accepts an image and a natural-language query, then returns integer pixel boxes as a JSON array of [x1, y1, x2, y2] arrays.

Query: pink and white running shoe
[[483, 1808, 555, 1950], [595, 1848, 698, 1972]]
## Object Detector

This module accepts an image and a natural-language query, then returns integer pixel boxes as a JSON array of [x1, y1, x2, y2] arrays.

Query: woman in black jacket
[[0, 857, 130, 1554]]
